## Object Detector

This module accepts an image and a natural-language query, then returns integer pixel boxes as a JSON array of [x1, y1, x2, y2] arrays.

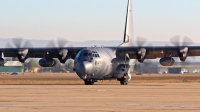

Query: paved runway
[[1, 73, 200, 84], [0, 83, 200, 112]]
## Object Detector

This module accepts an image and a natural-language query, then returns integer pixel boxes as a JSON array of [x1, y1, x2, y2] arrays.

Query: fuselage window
[[93, 54, 95, 57]]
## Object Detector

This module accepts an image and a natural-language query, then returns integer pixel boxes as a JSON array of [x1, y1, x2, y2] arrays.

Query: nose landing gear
[[84, 79, 95, 85]]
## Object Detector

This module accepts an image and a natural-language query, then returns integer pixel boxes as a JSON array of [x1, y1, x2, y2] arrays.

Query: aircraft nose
[[79, 61, 93, 76], [83, 61, 93, 75]]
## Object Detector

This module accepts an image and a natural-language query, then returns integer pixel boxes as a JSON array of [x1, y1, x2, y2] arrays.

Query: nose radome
[[82, 61, 93, 75]]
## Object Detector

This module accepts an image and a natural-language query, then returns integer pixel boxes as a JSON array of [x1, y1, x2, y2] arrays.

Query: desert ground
[[0, 73, 200, 112]]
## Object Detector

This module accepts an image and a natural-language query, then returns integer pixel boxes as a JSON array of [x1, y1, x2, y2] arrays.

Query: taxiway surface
[[0, 83, 200, 112]]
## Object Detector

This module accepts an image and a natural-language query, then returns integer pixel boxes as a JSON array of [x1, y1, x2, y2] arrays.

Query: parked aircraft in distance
[[1, 0, 199, 85]]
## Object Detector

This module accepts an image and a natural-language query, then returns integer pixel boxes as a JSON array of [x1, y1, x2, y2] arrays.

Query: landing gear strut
[[84, 79, 94, 85], [118, 77, 128, 85], [118, 73, 130, 85]]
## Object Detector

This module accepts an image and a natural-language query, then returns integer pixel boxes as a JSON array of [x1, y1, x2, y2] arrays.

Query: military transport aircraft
[[1, 0, 200, 85]]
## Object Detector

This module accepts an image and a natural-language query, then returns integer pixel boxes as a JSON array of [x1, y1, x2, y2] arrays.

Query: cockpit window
[[91, 51, 100, 58], [75, 50, 100, 61], [88, 53, 92, 56]]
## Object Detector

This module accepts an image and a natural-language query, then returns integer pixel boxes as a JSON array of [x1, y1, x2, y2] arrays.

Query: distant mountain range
[[0, 38, 200, 48]]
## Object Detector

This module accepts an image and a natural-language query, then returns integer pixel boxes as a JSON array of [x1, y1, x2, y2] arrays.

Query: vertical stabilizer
[[120, 0, 134, 47], [119, 0, 136, 80]]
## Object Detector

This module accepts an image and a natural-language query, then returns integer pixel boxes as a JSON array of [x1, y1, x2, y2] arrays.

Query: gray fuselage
[[74, 47, 128, 80]]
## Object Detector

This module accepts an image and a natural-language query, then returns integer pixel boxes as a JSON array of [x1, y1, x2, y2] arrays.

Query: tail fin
[[120, 0, 134, 47]]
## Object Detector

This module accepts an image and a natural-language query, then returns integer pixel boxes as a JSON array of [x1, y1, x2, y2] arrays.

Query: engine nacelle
[[137, 48, 146, 63], [159, 57, 175, 66], [58, 49, 68, 63], [0, 58, 5, 66], [18, 49, 29, 63], [39, 58, 56, 67], [179, 47, 188, 61]]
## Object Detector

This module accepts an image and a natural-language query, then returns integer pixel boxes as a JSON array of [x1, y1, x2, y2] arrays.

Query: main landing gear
[[118, 73, 129, 85], [118, 77, 128, 85], [84, 79, 95, 85]]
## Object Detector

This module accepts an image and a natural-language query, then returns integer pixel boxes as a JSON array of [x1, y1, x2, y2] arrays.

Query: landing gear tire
[[118, 77, 128, 85], [84, 79, 94, 85]]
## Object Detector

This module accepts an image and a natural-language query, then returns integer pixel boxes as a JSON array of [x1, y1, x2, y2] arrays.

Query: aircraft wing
[[116, 46, 200, 59], [1, 47, 85, 60], [2, 46, 200, 63]]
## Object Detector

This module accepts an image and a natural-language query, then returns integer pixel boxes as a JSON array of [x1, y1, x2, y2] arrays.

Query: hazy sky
[[0, 0, 200, 42]]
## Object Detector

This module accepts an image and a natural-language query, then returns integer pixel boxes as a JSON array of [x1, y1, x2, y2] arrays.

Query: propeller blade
[[12, 38, 23, 48], [46, 40, 56, 48], [23, 40, 33, 48], [57, 37, 68, 48], [46, 38, 69, 48], [135, 37, 147, 47], [170, 35, 181, 46], [5, 38, 30, 48], [182, 36, 194, 46], [170, 35, 194, 47], [5, 42, 13, 48]]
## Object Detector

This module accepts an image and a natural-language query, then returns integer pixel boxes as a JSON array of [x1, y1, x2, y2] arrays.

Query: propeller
[[5, 38, 33, 63], [5, 38, 33, 48], [134, 37, 153, 63], [135, 36, 153, 49], [170, 35, 194, 47], [46, 37, 75, 63], [12, 38, 23, 48], [46, 37, 72, 48], [169, 35, 195, 62], [135, 37, 148, 47]]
